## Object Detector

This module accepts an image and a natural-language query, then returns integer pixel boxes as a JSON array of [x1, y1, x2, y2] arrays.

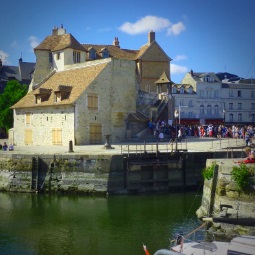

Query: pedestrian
[[3, 142, 8, 151]]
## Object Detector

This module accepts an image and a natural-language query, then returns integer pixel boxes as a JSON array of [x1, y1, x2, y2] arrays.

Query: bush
[[202, 162, 216, 180], [231, 163, 254, 191]]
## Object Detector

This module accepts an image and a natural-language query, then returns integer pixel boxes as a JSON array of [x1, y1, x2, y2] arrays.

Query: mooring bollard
[[69, 140, 74, 152]]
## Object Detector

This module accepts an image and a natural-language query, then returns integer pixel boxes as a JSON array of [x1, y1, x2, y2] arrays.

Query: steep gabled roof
[[11, 60, 109, 109], [35, 33, 85, 52]]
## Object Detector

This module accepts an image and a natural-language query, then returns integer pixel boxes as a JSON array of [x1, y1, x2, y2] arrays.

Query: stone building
[[10, 25, 173, 145]]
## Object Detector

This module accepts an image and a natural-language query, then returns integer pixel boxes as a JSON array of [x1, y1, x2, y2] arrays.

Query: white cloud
[[171, 63, 188, 74], [0, 50, 10, 64], [119, 15, 171, 35], [167, 21, 186, 36], [28, 36, 40, 51], [174, 55, 187, 61]]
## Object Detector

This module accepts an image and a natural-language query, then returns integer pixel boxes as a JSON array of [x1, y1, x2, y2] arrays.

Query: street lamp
[[222, 109, 226, 126], [174, 110, 179, 151]]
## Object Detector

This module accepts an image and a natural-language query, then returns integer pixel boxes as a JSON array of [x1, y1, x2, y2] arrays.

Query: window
[[200, 105, 204, 115], [88, 48, 96, 59], [101, 49, 109, 58], [57, 52, 60, 60], [73, 51, 81, 63], [238, 103, 242, 109], [252, 114, 255, 122], [87, 94, 98, 109], [251, 91, 255, 98], [229, 90, 233, 97], [26, 113, 31, 125], [237, 90, 241, 97], [229, 103, 233, 110], [180, 99, 184, 106], [229, 114, 233, 122], [200, 90, 204, 98], [207, 105, 212, 115], [172, 87, 177, 94], [214, 105, 219, 115], [180, 87, 184, 94], [251, 103, 255, 110], [49, 52, 53, 63], [188, 100, 193, 107], [55, 92, 61, 102], [214, 90, 219, 98], [238, 113, 242, 121]]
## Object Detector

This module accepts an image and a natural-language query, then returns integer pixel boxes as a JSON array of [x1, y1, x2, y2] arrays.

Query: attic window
[[54, 85, 72, 102], [180, 87, 184, 94], [100, 48, 109, 58], [88, 48, 96, 59], [34, 88, 52, 104]]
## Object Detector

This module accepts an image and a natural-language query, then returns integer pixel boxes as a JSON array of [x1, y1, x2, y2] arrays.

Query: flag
[[143, 244, 151, 255]]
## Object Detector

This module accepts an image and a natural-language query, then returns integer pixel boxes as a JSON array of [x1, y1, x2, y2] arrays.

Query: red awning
[[179, 119, 200, 125], [205, 119, 224, 125]]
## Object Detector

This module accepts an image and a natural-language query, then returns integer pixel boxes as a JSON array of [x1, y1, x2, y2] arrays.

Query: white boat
[[154, 235, 255, 255], [149, 220, 255, 255]]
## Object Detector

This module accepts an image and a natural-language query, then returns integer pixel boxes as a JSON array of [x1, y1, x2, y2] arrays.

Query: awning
[[205, 119, 224, 125], [179, 119, 200, 125]]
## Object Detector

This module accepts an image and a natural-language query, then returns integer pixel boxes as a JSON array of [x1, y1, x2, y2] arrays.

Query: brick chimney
[[113, 37, 120, 48], [148, 30, 155, 44], [52, 24, 66, 36]]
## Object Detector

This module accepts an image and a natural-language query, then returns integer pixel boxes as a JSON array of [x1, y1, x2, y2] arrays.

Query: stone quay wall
[[197, 158, 255, 237], [0, 151, 218, 195]]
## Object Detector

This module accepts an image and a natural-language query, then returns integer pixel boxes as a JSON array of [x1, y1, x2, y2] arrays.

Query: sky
[[1, 0, 255, 83]]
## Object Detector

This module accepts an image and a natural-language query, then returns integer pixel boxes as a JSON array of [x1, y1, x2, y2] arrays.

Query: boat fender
[[154, 249, 185, 255]]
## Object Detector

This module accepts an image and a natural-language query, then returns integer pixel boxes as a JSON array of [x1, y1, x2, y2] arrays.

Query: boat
[[144, 222, 255, 255], [161, 235, 255, 255]]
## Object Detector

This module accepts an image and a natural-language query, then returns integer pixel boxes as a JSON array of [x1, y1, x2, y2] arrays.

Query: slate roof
[[191, 72, 221, 82], [11, 60, 109, 109]]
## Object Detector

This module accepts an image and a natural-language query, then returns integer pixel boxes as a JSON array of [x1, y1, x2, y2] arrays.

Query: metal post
[[175, 118, 178, 151]]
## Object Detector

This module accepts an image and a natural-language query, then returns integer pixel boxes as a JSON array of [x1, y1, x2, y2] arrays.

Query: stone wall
[[197, 158, 255, 237]]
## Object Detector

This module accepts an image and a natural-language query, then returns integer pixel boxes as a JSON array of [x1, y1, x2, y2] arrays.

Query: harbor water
[[0, 192, 202, 255]]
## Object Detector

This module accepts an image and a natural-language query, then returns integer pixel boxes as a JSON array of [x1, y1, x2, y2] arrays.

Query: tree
[[0, 80, 28, 132]]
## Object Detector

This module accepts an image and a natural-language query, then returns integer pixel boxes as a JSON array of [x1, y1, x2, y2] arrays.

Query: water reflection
[[0, 192, 202, 255]]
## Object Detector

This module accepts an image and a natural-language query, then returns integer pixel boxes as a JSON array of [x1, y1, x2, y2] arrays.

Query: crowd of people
[[0, 142, 13, 151], [148, 119, 255, 145]]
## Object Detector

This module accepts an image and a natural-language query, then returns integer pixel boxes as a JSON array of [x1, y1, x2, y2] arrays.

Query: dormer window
[[73, 51, 81, 63], [54, 85, 72, 102], [203, 76, 214, 82], [172, 87, 177, 94], [34, 88, 52, 104], [100, 48, 109, 58], [180, 87, 184, 94], [88, 48, 96, 59], [188, 87, 193, 93]]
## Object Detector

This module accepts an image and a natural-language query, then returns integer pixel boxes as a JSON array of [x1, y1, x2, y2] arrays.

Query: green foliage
[[202, 162, 216, 180], [0, 80, 28, 131], [231, 163, 254, 190]]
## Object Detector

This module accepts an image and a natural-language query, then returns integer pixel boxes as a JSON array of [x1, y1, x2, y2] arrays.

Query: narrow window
[[49, 52, 53, 63], [26, 113, 31, 125], [237, 90, 241, 97]]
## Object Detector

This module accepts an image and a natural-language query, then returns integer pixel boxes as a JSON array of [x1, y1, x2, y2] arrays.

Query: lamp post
[[174, 110, 179, 151], [223, 109, 226, 126]]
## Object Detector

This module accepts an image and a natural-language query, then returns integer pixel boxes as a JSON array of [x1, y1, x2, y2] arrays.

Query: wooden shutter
[[52, 128, 62, 145], [87, 94, 98, 109], [26, 113, 31, 125]]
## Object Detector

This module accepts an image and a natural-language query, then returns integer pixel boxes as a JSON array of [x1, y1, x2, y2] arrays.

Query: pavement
[[0, 136, 247, 156]]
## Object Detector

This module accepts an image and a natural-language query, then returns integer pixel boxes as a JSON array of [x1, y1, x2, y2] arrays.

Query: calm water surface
[[0, 192, 202, 255]]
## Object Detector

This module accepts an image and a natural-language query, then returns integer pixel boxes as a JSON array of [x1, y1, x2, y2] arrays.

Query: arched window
[[207, 105, 212, 115], [200, 105, 204, 115]]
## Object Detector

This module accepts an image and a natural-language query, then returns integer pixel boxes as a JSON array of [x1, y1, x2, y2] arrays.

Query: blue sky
[[1, 0, 255, 83]]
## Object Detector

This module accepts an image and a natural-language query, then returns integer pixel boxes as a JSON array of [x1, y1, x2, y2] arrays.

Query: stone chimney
[[52, 24, 66, 36], [113, 37, 120, 48], [148, 30, 155, 44]]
